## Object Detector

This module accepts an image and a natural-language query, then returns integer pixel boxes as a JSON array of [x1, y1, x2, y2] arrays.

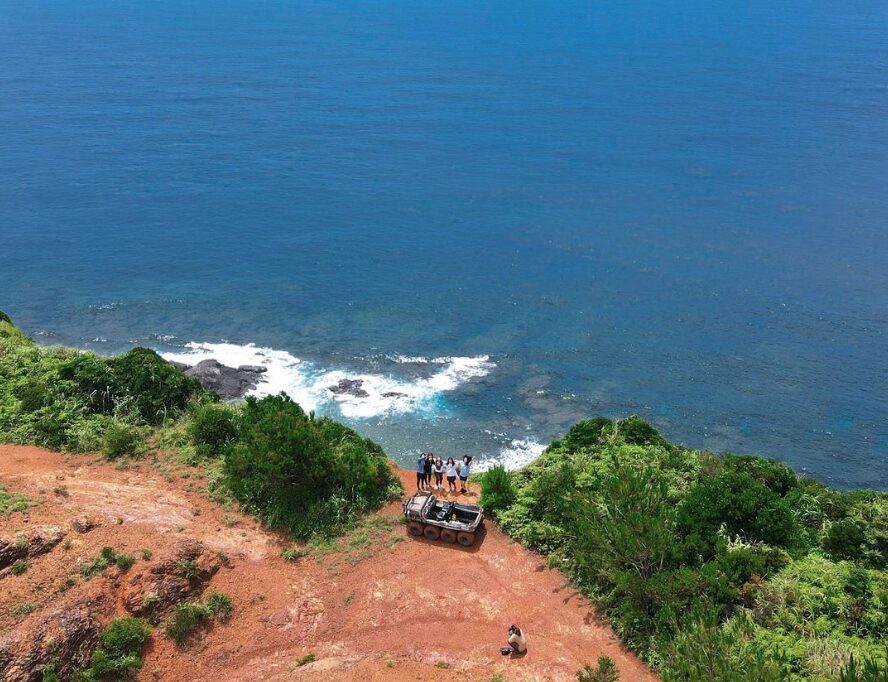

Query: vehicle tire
[[457, 532, 475, 547], [407, 521, 424, 537], [423, 525, 441, 541], [440, 529, 457, 544]]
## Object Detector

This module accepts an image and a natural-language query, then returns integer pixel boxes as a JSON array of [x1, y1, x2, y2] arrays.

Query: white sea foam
[[475, 437, 547, 472], [161, 342, 494, 419]]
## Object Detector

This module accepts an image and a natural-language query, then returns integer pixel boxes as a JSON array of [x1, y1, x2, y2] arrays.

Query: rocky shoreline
[[167, 359, 267, 401]]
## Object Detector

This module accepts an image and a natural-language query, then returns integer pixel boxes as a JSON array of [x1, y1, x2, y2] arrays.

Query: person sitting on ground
[[507, 624, 527, 655], [459, 455, 473, 494]]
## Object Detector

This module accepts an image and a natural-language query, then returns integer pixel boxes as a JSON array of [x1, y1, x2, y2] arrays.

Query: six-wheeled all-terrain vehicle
[[403, 491, 483, 547]]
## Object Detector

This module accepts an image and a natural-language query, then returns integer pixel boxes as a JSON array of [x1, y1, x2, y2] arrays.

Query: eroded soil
[[0, 444, 657, 681]]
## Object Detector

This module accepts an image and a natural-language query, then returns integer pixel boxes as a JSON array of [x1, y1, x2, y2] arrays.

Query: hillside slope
[[0, 444, 656, 682]]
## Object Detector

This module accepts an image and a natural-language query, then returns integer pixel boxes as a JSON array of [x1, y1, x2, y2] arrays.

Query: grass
[[11, 559, 30, 575], [299, 514, 403, 572], [165, 593, 234, 647], [79, 546, 136, 578], [165, 602, 211, 646], [293, 653, 317, 667], [0, 484, 35, 516], [11, 602, 35, 618]]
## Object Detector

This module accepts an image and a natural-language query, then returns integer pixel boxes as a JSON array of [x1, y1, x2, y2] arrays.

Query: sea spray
[[161, 341, 494, 419]]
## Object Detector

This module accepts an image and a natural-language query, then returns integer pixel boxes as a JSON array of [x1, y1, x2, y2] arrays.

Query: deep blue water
[[2, 0, 887, 488]]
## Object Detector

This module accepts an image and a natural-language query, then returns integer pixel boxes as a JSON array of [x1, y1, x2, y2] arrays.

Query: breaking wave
[[161, 341, 494, 419]]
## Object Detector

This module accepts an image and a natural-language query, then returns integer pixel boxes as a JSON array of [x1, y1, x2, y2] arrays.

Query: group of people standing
[[416, 453, 473, 494]]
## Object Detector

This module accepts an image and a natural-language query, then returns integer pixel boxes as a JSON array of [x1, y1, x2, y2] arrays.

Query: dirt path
[[0, 445, 657, 681]]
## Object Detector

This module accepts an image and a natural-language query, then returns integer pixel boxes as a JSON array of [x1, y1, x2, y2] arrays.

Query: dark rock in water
[[237, 365, 267, 374], [183, 359, 264, 400], [328, 378, 369, 398], [168, 360, 191, 372], [382, 391, 408, 398]]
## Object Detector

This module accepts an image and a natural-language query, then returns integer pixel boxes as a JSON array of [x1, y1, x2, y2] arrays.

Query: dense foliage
[[0, 310, 401, 539], [0, 311, 206, 451], [479, 464, 516, 517], [224, 393, 399, 538], [494, 417, 888, 681], [75, 617, 151, 681]]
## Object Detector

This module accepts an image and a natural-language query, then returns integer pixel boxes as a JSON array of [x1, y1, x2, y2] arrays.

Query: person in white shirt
[[507, 624, 527, 655], [444, 458, 458, 492]]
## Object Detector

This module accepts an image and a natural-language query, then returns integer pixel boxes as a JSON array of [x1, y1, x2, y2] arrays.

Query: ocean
[[2, 0, 886, 488]]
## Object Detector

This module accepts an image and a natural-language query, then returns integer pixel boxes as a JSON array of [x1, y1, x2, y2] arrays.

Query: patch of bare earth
[[0, 444, 657, 681]]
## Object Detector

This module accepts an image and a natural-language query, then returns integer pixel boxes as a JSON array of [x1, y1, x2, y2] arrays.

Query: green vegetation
[[79, 546, 136, 577], [0, 484, 35, 516], [495, 416, 888, 681], [223, 393, 400, 538], [187, 402, 238, 456], [0, 312, 206, 452], [294, 653, 317, 667], [165, 593, 233, 646], [0, 311, 400, 540], [577, 657, 619, 682], [75, 617, 151, 681], [479, 464, 516, 518], [11, 559, 30, 575]]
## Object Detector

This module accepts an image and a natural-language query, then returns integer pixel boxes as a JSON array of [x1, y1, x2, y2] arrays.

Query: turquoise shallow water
[[1, 0, 887, 487]]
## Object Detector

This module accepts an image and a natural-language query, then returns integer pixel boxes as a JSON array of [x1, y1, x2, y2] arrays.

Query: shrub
[[187, 403, 238, 456], [77, 617, 151, 681], [79, 547, 133, 577], [165, 602, 211, 646], [0, 485, 35, 516], [103, 421, 142, 459], [0, 308, 11, 324], [577, 656, 619, 682], [616, 416, 666, 447], [722, 454, 798, 496], [294, 653, 316, 666], [825, 519, 867, 562], [224, 393, 398, 538], [11, 559, 30, 575], [108, 347, 203, 423], [57, 353, 118, 416], [479, 465, 517, 517], [676, 471, 796, 560], [563, 417, 615, 451], [205, 592, 233, 621]]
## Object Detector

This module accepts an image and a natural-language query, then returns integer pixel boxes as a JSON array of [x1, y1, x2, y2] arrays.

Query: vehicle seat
[[432, 502, 453, 521]]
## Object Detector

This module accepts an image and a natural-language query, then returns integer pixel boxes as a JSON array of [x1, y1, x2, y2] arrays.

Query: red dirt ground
[[0, 444, 657, 681]]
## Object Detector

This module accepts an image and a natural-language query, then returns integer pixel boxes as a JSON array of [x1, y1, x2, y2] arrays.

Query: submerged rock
[[328, 378, 369, 398], [175, 359, 267, 400]]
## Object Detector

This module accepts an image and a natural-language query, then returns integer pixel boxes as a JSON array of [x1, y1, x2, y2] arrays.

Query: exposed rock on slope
[[0, 526, 64, 573], [0, 584, 111, 682], [123, 539, 221, 617]]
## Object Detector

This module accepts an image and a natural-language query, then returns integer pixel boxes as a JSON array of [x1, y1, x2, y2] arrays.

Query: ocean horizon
[[2, 0, 886, 489]]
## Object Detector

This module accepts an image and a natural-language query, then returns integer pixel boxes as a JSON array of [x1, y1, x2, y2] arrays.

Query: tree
[[109, 347, 203, 423], [676, 471, 796, 560], [480, 465, 517, 517]]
